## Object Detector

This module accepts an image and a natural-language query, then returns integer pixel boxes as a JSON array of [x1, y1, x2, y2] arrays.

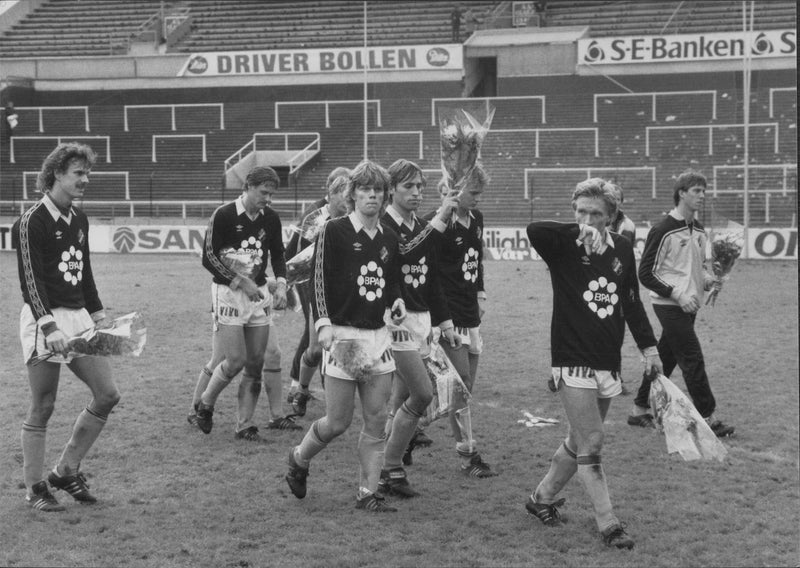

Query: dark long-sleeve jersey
[[527, 221, 657, 371], [202, 196, 286, 287], [423, 208, 485, 327], [638, 210, 709, 307], [12, 196, 102, 324], [312, 213, 401, 330], [381, 208, 451, 325]]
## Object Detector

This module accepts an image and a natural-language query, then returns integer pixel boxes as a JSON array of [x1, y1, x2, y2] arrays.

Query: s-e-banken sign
[[178, 45, 461, 76], [578, 29, 795, 65]]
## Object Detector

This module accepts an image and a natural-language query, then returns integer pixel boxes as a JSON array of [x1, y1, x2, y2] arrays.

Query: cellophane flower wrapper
[[438, 106, 495, 195], [297, 208, 329, 244], [32, 312, 147, 365], [219, 247, 262, 281], [419, 339, 471, 427], [286, 243, 315, 287], [705, 231, 744, 306], [649, 373, 728, 462]]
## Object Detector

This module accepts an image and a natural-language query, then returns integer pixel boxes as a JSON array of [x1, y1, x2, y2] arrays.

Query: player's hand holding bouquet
[[33, 312, 147, 365], [439, 105, 495, 196], [705, 231, 743, 307]]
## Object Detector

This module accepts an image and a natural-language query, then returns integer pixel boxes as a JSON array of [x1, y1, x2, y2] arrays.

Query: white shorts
[[551, 366, 622, 399], [452, 325, 483, 355], [211, 282, 273, 329], [20, 304, 95, 365], [385, 310, 432, 357], [321, 325, 395, 381]]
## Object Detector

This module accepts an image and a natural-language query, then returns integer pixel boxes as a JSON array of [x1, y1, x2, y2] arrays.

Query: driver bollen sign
[[178, 44, 462, 76]]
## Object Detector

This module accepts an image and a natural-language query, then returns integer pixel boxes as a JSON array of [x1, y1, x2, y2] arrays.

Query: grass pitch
[[0, 252, 797, 568]]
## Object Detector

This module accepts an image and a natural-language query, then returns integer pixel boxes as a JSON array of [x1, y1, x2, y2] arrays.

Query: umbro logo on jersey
[[582, 276, 619, 320], [54, 230, 63, 240], [235, 224, 244, 232], [353, 242, 363, 252], [455, 237, 463, 246], [581, 255, 590, 265]]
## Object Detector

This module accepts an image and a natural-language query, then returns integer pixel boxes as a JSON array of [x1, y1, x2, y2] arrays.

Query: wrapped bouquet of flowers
[[649, 373, 728, 462], [298, 208, 329, 244], [286, 243, 315, 287], [219, 247, 262, 281], [419, 340, 471, 426], [32, 312, 147, 366], [438, 106, 495, 195], [706, 231, 744, 306], [329, 338, 377, 383]]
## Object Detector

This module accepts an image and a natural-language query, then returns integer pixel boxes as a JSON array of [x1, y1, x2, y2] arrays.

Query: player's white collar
[[236, 194, 263, 218], [386, 204, 416, 230], [349, 211, 383, 234], [42, 193, 74, 223]]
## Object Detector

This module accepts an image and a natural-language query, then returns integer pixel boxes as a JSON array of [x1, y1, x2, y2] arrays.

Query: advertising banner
[[578, 29, 796, 66], [178, 44, 462, 76], [1, 225, 795, 259]]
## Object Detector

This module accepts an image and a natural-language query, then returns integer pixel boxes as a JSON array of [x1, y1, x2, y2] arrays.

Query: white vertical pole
[[742, 1, 753, 257], [363, 1, 369, 161]]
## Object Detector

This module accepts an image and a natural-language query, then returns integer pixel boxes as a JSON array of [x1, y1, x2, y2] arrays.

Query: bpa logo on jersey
[[402, 256, 428, 288], [58, 246, 84, 286], [461, 248, 479, 283], [240, 236, 264, 258], [357, 261, 385, 301], [582, 276, 619, 319]]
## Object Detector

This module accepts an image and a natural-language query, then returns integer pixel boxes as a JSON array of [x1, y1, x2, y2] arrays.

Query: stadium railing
[[152, 134, 207, 163], [124, 103, 225, 131], [8, 106, 91, 133], [645, 123, 780, 157], [0, 199, 317, 221], [274, 100, 382, 129], [10, 135, 112, 163], [593, 91, 718, 123]]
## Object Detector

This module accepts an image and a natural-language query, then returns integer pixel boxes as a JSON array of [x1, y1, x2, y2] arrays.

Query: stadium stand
[[0, 1, 796, 228], [544, 1, 796, 36], [0, 0, 497, 58]]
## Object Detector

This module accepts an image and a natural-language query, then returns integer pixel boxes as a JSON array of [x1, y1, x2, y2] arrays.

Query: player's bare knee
[[407, 391, 433, 413], [244, 358, 264, 378], [224, 356, 247, 375], [262, 349, 281, 369], [580, 431, 605, 455], [29, 399, 56, 424], [325, 416, 352, 437], [96, 386, 121, 411]]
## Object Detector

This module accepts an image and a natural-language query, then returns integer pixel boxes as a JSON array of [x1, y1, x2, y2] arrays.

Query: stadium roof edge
[[464, 26, 590, 48]]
